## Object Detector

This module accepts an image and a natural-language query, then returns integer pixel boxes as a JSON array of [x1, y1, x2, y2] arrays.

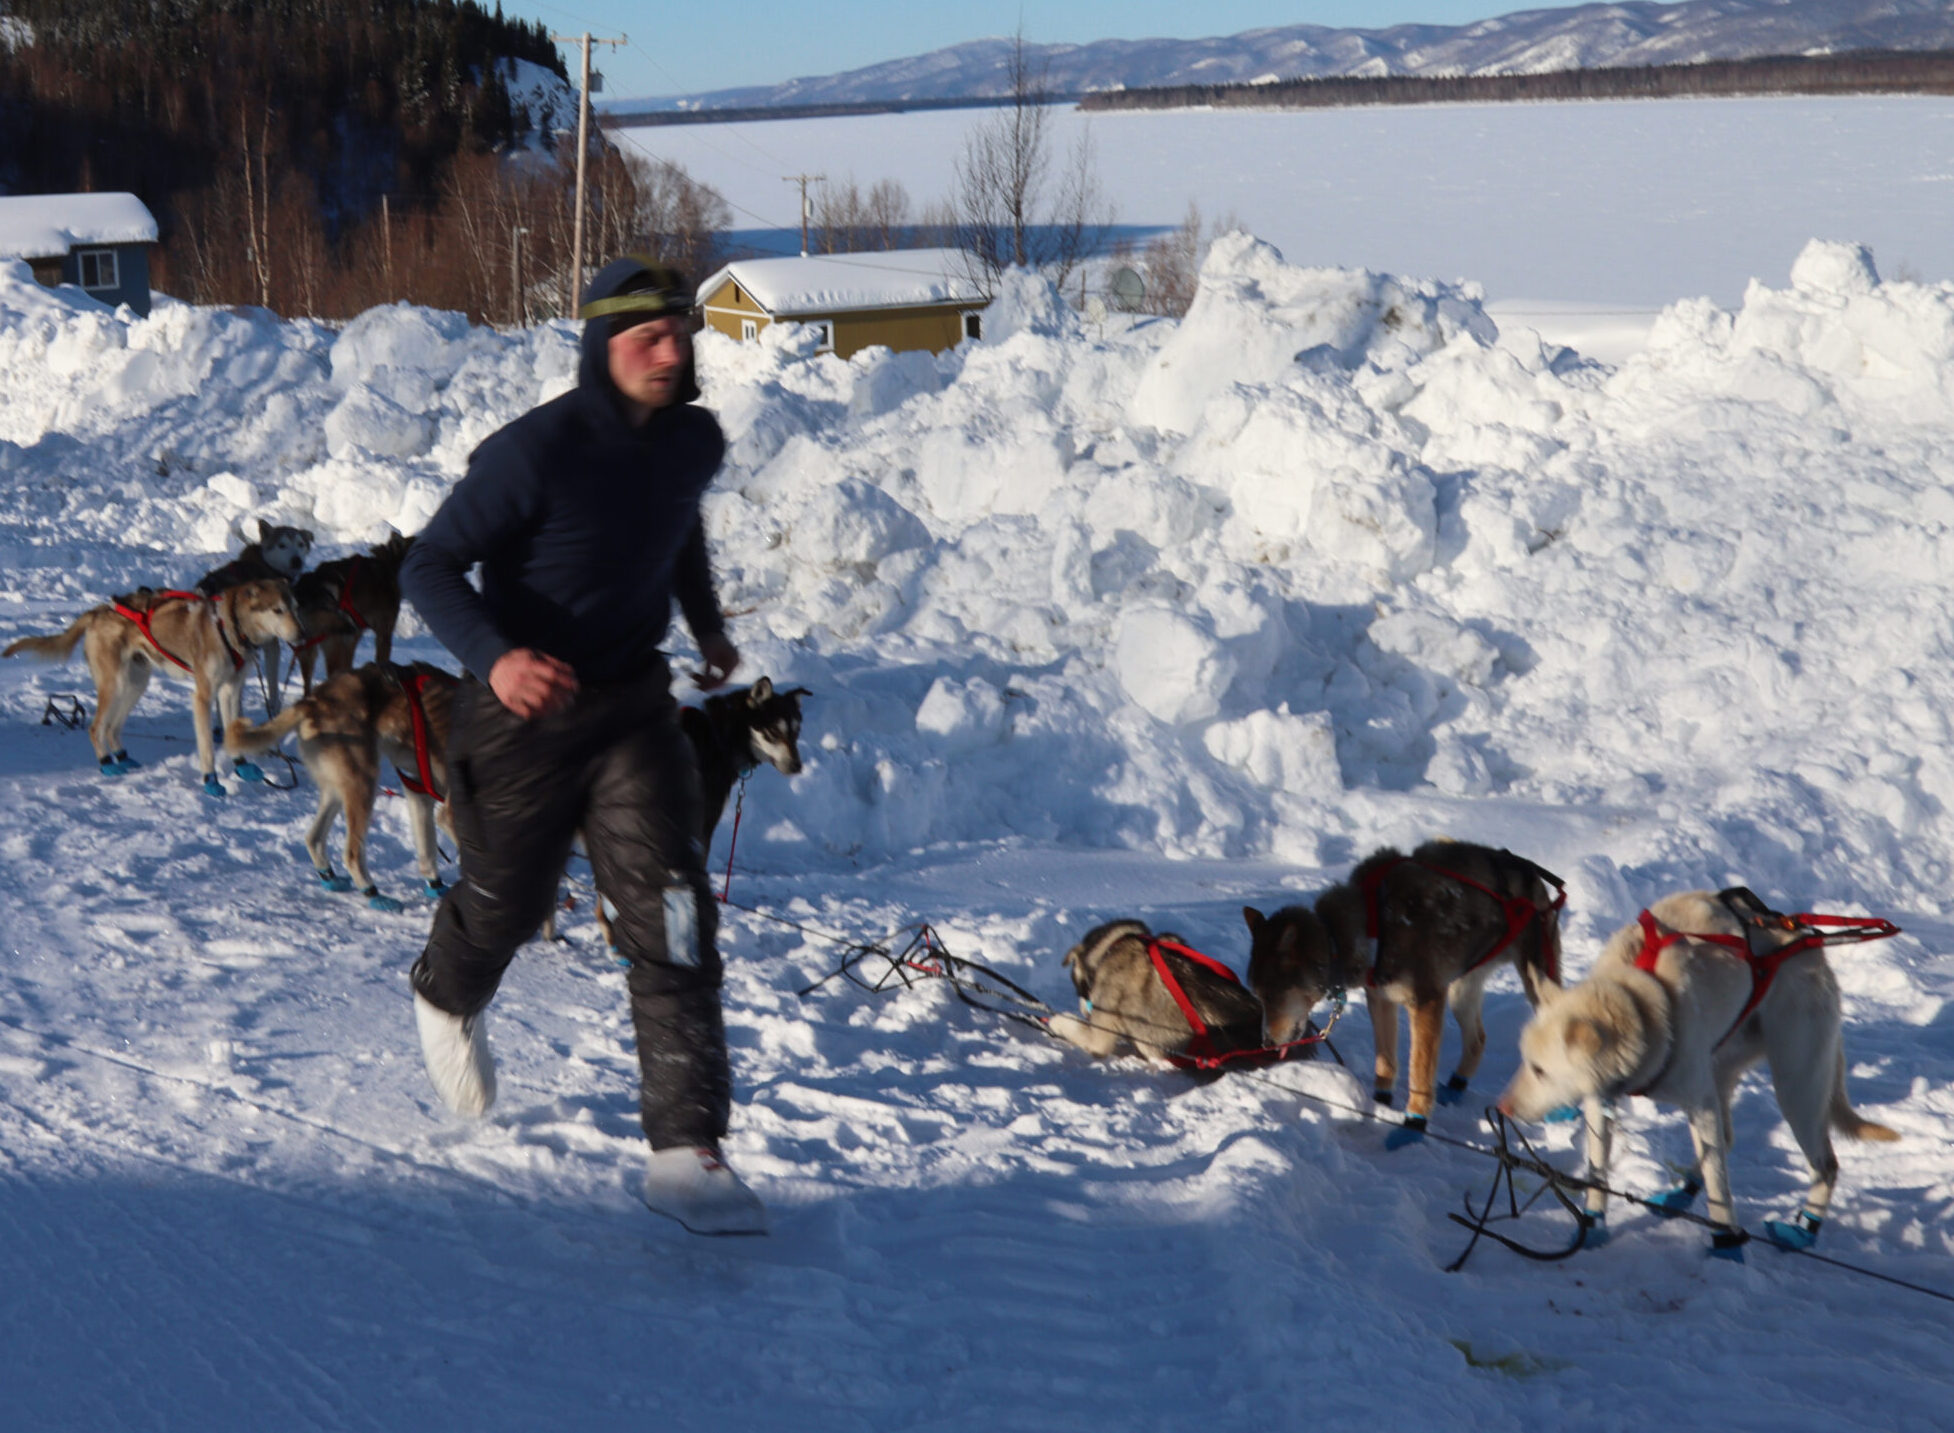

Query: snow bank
[[5, 236, 1954, 902]]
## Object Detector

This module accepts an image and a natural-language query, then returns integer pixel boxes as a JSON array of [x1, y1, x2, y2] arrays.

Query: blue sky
[[501, 1, 1526, 100]]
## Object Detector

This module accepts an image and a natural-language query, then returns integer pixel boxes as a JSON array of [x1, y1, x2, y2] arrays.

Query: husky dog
[[293, 532, 413, 693], [1262, 841, 1564, 1133], [1499, 889, 1898, 1254], [1047, 919, 1265, 1063], [1243, 903, 1353, 1045], [544, 677, 811, 945], [194, 519, 315, 595], [225, 661, 458, 910], [188, 521, 315, 715], [5, 581, 300, 794], [681, 676, 811, 844]]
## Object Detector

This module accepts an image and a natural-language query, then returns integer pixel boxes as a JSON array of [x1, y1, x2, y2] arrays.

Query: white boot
[[414, 991, 496, 1117], [641, 1147, 768, 1236]]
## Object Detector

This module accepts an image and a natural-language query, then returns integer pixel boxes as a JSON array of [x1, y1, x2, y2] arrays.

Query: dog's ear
[[749, 675, 774, 702], [1564, 1017, 1606, 1058], [299, 527, 315, 545], [254, 517, 270, 542], [1242, 906, 1264, 936]]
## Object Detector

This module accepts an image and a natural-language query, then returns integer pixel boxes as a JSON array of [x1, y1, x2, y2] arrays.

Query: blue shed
[[0, 192, 158, 315]]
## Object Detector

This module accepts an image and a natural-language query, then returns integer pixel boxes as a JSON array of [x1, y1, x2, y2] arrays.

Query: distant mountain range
[[613, 0, 1954, 112]]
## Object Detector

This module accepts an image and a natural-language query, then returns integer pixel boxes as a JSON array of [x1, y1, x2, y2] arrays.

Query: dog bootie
[[1437, 1074, 1471, 1106], [641, 1147, 768, 1236], [1764, 1210, 1822, 1251], [1708, 1228, 1750, 1263], [1384, 1114, 1428, 1150], [414, 991, 496, 1118], [232, 759, 265, 784], [316, 867, 354, 894], [1581, 1211, 1610, 1249], [423, 879, 447, 899], [363, 886, 404, 914], [1649, 1174, 1703, 1218], [201, 772, 225, 799], [99, 754, 130, 777]]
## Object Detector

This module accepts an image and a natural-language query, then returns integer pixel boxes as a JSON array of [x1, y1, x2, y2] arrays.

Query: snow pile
[[6, 237, 1954, 894]]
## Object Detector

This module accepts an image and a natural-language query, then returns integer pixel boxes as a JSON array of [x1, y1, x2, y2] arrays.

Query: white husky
[[1498, 889, 1897, 1255]]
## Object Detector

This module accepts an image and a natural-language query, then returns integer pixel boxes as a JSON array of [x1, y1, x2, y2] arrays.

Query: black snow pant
[[410, 660, 730, 1150]]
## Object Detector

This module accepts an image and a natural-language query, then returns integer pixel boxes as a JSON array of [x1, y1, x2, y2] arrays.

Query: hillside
[[615, 0, 1954, 111], [0, 0, 572, 312]]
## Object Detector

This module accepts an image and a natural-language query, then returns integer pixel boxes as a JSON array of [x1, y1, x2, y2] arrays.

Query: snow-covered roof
[[0, 192, 158, 259], [697, 248, 989, 317]]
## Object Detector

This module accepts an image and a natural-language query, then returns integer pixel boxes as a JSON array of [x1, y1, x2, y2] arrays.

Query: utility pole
[[511, 225, 529, 327], [552, 30, 626, 316], [782, 173, 825, 256]]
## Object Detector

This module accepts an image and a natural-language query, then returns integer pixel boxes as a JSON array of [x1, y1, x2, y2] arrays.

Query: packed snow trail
[[2, 233, 1953, 1427]]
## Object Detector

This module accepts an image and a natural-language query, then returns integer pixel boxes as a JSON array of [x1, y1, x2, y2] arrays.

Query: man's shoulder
[[469, 389, 588, 473]]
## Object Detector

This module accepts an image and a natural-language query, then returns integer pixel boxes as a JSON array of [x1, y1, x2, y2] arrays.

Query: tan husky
[[1263, 840, 1563, 1141], [226, 661, 457, 911], [1499, 889, 1899, 1256], [4, 581, 300, 795]]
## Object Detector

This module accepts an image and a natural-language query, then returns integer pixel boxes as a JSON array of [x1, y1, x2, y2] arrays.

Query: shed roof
[[0, 192, 158, 260], [697, 248, 989, 317]]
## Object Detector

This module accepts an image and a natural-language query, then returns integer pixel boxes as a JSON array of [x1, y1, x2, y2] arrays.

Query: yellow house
[[696, 248, 990, 360]]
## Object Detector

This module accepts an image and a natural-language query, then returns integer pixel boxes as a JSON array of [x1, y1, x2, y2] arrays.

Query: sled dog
[[681, 675, 811, 843], [194, 519, 315, 595], [226, 661, 458, 907], [293, 532, 413, 692], [1498, 889, 1898, 1250], [1048, 919, 1264, 1063], [5, 581, 300, 791], [544, 677, 811, 945], [1259, 840, 1563, 1129]]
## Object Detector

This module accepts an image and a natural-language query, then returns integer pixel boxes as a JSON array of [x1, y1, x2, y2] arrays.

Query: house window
[[812, 320, 833, 352], [77, 248, 118, 291], [963, 311, 982, 341], [741, 319, 758, 342]]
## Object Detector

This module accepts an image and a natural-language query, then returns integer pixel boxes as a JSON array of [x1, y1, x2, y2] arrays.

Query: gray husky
[[1048, 919, 1264, 1064]]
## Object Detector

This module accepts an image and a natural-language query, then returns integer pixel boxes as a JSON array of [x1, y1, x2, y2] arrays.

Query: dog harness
[[293, 557, 369, 653], [1630, 887, 1900, 1054], [111, 590, 244, 673], [393, 668, 444, 803], [1359, 850, 1566, 988], [1144, 937, 1343, 1073]]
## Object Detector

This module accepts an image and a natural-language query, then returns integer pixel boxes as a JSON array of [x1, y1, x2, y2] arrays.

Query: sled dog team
[[4, 521, 813, 915], [6, 526, 1902, 1262], [1053, 837, 1899, 1258]]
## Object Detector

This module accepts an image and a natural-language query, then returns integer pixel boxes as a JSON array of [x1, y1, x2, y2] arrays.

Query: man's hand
[[489, 648, 579, 719], [693, 632, 740, 691]]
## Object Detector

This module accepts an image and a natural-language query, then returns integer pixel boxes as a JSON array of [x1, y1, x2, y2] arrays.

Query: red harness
[[1631, 890, 1900, 1050], [1360, 852, 1566, 988], [1144, 937, 1340, 1072], [395, 670, 444, 803], [111, 590, 243, 673], [293, 557, 369, 653]]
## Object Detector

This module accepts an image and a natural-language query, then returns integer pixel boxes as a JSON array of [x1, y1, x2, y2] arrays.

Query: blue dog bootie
[[1708, 1227, 1750, 1263], [232, 759, 265, 785], [1384, 1114, 1428, 1150], [1648, 1174, 1704, 1219], [315, 867, 354, 894], [201, 772, 226, 799], [1763, 1210, 1822, 1251]]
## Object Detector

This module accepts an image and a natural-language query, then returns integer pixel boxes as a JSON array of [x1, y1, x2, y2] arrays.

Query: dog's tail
[[225, 705, 304, 757], [1831, 1050, 1900, 1141], [3, 617, 89, 664]]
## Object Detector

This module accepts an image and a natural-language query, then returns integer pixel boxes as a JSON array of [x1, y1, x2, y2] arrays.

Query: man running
[[399, 255, 764, 1235]]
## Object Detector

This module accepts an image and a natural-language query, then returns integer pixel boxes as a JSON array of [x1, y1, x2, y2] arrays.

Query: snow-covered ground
[[624, 93, 1954, 361], [4, 115, 1954, 1426]]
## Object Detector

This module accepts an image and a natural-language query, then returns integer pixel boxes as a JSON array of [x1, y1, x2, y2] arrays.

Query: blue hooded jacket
[[401, 257, 726, 684]]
